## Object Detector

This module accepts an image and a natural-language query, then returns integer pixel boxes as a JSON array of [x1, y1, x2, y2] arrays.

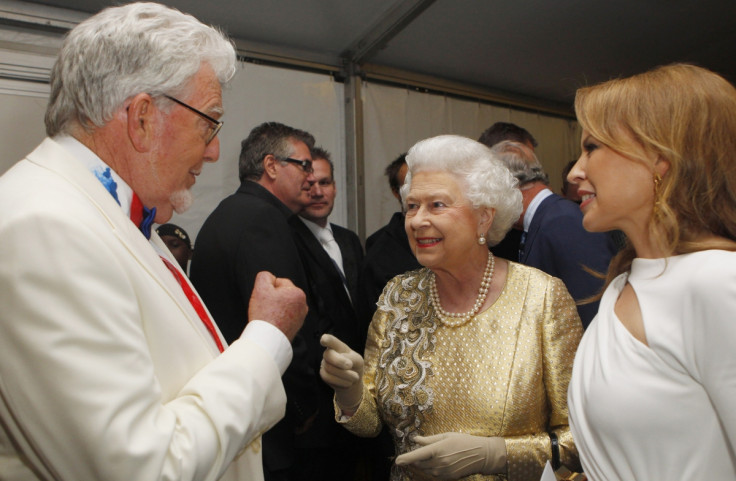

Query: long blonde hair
[[575, 63, 736, 286]]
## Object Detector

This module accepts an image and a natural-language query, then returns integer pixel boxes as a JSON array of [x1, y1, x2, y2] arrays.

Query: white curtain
[[0, 80, 49, 174]]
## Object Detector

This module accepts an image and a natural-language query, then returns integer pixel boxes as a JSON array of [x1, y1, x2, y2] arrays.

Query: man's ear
[[263, 154, 279, 180], [127, 93, 157, 153]]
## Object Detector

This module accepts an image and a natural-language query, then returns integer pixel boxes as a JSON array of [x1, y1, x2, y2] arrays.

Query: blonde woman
[[567, 64, 736, 480]]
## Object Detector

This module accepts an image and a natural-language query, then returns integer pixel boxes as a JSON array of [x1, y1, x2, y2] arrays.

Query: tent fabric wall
[[0, 87, 47, 173]]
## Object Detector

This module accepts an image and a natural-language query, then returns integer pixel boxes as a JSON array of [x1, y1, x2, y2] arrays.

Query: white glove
[[395, 433, 506, 480], [319, 334, 364, 413]]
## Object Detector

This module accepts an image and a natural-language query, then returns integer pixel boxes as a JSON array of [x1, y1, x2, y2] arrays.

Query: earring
[[478, 234, 486, 245], [653, 172, 663, 217]]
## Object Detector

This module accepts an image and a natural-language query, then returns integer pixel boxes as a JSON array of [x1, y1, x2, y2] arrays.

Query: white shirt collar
[[54, 134, 134, 218], [299, 216, 332, 240], [523, 187, 553, 232]]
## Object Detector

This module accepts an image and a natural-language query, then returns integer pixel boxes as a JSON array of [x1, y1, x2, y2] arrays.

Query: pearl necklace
[[429, 251, 495, 327]]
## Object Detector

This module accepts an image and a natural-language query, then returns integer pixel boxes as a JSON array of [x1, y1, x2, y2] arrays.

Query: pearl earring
[[478, 234, 486, 245]]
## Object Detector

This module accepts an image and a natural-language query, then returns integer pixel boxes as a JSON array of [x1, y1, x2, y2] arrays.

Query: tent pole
[[343, 61, 366, 241]]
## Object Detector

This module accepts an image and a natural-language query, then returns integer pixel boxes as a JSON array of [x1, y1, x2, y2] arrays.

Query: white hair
[[45, 2, 237, 136], [490, 140, 550, 185], [401, 134, 522, 246]]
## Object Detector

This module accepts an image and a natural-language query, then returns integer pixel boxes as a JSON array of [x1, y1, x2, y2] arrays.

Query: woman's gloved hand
[[319, 334, 364, 414], [395, 433, 507, 480]]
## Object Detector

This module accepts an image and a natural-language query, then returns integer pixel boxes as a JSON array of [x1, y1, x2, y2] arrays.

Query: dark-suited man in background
[[190, 121, 321, 481], [491, 140, 617, 328], [295, 146, 364, 348], [291, 146, 365, 480], [0, 4, 306, 480]]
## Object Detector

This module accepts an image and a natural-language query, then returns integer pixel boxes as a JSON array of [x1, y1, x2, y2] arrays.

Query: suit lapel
[[293, 219, 343, 283], [292, 219, 355, 311], [332, 225, 359, 295], [27, 138, 225, 354]]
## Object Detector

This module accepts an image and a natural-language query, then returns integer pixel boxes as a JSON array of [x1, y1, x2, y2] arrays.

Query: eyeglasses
[[281, 157, 314, 173], [164, 95, 223, 145]]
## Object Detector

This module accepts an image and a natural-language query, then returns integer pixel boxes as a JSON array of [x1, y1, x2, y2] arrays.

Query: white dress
[[568, 250, 736, 480]]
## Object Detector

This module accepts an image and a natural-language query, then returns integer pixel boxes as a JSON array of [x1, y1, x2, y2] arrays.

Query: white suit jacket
[[0, 138, 286, 481]]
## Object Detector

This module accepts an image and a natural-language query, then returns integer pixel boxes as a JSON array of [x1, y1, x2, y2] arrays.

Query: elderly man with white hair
[[0, 3, 306, 480]]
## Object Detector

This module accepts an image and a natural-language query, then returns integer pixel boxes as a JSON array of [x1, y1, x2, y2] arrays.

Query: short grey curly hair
[[400, 135, 523, 246], [490, 140, 550, 185], [45, 2, 237, 136]]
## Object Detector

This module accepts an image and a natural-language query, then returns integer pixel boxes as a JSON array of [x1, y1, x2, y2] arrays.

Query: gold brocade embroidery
[[375, 273, 437, 450]]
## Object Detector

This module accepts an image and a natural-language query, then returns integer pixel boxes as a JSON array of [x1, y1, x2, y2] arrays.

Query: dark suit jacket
[[290, 218, 365, 456], [290, 218, 364, 352], [357, 212, 421, 332], [332, 223, 364, 311], [490, 228, 523, 262], [190, 180, 320, 472], [520, 192, 617, 328]]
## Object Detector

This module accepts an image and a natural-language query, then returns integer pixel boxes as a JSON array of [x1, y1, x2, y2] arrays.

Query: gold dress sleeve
[[339, 264, 582, 481], [503, 268, 583, 480]]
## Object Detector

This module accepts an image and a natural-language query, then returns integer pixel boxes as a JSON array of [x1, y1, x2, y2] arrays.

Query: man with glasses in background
[[191, 121, 323, 481], [0, 4, 307, 481]]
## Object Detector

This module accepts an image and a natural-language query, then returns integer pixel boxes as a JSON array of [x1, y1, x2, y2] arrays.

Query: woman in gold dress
[[320, 135, 582, 480]]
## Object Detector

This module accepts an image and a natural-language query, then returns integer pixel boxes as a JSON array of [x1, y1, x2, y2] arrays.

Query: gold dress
[[341, 263, 582, 481]]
